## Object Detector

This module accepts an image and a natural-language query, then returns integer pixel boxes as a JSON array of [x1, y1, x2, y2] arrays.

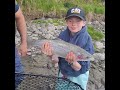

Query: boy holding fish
[[41, 7, 94, 90]]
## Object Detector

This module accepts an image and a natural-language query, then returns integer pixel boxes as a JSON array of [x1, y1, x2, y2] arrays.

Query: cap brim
[[65, 14, 85, 20]]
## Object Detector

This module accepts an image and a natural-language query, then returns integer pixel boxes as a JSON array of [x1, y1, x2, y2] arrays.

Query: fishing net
[[15, 73, 84, 90]]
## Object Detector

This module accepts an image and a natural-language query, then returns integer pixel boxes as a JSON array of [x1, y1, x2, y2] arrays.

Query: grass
[[94, 6, 105, 14], [16, 0, 105, 18], [87, 26, 104, 41]]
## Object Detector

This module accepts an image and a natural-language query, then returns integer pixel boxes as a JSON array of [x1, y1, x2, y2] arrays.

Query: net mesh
[[15, 73, 83, 90]]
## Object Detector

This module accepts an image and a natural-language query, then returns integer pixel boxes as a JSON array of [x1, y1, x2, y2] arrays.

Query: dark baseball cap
[[65, 7, 86, 21]]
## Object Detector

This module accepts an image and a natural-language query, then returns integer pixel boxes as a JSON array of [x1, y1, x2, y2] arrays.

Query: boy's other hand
[[65, 51, 76, 63], [41, 42, 53, 56]]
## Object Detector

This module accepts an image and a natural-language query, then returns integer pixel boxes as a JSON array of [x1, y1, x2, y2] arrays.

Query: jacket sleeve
[[15, 1, 19, 13], [78, 35, 94, 74], [78, 61, 90, 74], [83, 35, 94, 55]]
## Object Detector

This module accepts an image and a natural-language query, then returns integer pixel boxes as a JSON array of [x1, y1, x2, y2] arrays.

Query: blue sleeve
[[58, 31, 66, 40], [58, 31, 63, 39], [83, 35, 94, 55], [78, 61, 90, 74], [15, 2, 19, 13], [78, 35, 94, 74], [58, 29, 70, 42]]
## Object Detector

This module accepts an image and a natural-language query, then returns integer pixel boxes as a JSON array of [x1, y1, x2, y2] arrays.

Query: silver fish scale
[[15, 73, 83, 90]]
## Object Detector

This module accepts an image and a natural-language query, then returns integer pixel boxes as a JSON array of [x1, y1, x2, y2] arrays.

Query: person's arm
[[15, 7, 27, 44], [15, 7, 27, 56]]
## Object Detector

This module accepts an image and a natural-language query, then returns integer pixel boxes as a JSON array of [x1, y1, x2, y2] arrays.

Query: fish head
[[77, 52, 94, 61]]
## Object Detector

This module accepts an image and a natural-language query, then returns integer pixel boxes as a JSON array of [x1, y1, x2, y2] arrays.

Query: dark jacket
[[58, 26, 94, 77]]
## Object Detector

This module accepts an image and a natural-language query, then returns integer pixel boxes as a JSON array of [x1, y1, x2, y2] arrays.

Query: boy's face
[[66, 16, 85, 33]]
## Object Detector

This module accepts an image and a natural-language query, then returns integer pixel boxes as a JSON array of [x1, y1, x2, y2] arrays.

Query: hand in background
[[19, 43, 27, 57]]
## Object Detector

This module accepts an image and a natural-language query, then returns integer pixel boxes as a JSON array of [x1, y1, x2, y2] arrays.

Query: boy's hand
[[41, 42, 53, 56], [66, 51, 81, 71], [65, 51, 76, 64]]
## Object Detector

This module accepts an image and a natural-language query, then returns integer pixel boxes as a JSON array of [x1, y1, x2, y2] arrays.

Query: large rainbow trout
[[32, 39, 94, 61]]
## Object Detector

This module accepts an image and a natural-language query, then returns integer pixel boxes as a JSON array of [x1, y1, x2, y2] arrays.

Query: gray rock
[[93, 53, 105, 61], [95, 41, 104, 49]]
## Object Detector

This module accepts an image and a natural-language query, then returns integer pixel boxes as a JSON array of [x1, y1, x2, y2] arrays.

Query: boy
[[42, 7, 94, 90]]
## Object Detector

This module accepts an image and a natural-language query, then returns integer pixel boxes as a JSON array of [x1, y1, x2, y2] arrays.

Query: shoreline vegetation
[[16, 0, 105, 20]]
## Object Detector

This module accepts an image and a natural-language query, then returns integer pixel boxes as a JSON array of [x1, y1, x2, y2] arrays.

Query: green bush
[[94, 7, 105, 14], [88, 26, 104, 41]]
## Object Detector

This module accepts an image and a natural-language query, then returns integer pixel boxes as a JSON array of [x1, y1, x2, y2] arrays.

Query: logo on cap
[[71, 8, 81, 14]]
